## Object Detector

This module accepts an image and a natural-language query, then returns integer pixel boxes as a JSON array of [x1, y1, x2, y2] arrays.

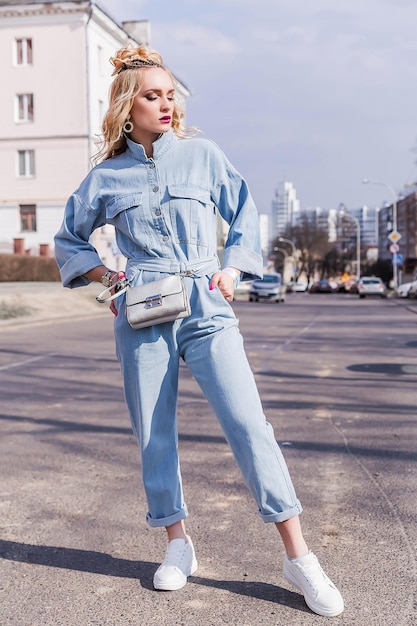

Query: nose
[[160, 97, 172, 111]]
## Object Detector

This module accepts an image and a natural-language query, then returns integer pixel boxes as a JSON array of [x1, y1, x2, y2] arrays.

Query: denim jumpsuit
[[55, 130, 302, 527]]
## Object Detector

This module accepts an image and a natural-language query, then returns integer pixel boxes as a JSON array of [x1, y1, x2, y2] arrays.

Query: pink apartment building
[[0, 0, 190, 270]]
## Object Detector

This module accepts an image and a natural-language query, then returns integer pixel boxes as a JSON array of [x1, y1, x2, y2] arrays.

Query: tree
[[277, 215, 333, 285]]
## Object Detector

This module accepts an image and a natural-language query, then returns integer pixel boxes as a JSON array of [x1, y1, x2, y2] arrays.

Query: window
[[15, 38, 33, 65], [16, 94, 34, 122], [17, 150, 35, 177], [20, 204, 37, 232]]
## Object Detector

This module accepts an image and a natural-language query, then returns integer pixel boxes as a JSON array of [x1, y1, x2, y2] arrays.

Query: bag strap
[[96, 277, 130, 303]]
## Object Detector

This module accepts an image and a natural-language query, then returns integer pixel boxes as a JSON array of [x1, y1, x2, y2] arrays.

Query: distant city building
[[271, 180, 300, 237], [302, 206, 329, 235], [0, 0, 189, 266], [336, 205, 378, 254], [258, 213, 270, 263]]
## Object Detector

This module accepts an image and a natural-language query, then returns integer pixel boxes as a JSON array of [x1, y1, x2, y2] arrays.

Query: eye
[[145, 95, 157, 101]]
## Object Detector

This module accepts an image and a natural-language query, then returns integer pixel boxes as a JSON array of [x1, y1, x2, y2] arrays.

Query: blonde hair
[[93, 46, 187, 164]]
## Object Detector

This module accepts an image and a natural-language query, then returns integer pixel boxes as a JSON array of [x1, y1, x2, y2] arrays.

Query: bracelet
[[101, 269, 117, 288], [222, 267, 241, 288], [222, 267, 240, 281]]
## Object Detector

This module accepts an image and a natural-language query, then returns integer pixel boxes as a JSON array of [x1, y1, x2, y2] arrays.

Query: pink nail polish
[[209, 284, 214, 290]]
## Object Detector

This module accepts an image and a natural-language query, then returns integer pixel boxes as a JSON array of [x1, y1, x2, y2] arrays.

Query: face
[[129, 67, 175, 144]]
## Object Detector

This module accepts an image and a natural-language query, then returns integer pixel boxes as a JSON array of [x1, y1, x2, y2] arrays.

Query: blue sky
[[99, 0, 417, 215]]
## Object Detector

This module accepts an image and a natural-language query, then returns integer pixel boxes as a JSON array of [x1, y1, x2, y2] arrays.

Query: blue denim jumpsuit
[[55, 130, 302, 527]]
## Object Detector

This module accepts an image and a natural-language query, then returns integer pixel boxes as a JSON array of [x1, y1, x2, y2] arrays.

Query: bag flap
[[126, 275, 184, 307]]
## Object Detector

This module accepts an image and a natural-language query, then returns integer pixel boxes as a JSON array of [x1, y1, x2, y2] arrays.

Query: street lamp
[[339, 204, 361, 280], [277, 237, 297, 277], [362, 178, 398, 288], [272, 246, 288, 274]]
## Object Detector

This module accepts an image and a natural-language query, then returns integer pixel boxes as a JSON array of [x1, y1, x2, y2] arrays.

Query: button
[[153, 186, 159, 192], [155, 209, 161, 216], [149, 163, 155, 168], [163, 235, 169, 241]]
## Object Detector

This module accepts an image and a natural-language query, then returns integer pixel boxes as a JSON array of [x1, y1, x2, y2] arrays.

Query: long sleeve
[[54, 191, 106, 288], [209, 146, 263, 281]]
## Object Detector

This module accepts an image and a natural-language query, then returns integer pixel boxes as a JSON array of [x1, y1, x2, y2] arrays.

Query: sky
[[99, 0, 417, 216]]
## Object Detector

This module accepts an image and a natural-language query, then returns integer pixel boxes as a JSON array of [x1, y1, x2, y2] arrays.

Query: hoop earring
[[123, 118, 133, 133]]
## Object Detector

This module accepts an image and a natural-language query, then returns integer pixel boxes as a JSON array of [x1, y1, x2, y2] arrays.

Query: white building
[[258, 213, 270, 263], [271, 180, 300, 238], [0, 0, 189, 268]]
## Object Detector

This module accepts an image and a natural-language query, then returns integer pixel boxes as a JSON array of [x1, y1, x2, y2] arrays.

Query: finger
[[209, 272, 221, 291]]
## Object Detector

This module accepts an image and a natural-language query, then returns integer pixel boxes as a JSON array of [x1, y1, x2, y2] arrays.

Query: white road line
[[0, 353, 55, 372]]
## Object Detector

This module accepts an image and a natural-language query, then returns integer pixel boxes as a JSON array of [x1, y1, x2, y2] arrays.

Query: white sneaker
[[153, 536, 198, 591], [283, 551, 344, 617]]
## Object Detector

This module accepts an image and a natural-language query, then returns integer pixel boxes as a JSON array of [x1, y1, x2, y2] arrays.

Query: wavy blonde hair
[[93, 46, 187, 164]]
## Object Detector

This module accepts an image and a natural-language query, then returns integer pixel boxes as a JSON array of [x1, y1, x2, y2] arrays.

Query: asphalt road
[[0, 291, 416, 626]]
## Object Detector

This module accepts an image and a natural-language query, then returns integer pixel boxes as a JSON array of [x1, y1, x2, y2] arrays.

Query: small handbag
[[125, 274, 191, 329]]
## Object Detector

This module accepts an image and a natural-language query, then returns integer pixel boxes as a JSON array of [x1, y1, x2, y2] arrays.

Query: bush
[[0, 254, 60, 282]]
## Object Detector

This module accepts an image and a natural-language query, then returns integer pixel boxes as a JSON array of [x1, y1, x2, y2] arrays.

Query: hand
[[109, 271, 126, 316], [209, 271, 235, 303]]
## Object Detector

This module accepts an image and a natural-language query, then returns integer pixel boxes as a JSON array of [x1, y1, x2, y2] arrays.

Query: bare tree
[[277, 215, 333, 285]]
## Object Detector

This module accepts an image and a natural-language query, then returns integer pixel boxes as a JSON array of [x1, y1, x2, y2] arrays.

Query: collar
[[125, 130, 176, 162]]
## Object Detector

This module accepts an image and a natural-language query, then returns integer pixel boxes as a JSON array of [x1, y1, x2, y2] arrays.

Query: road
[[0, 292, 416, 625]]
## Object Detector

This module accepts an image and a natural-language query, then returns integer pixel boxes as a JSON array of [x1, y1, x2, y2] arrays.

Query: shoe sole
[[153, 559, 198, 592], [283, 569, 344, 617]]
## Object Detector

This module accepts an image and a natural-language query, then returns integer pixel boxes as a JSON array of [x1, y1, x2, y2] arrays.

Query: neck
[[129, 130, 161, 158]]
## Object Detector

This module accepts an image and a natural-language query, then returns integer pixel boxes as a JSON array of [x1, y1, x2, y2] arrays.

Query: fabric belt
[[126, 256, 220, 278]]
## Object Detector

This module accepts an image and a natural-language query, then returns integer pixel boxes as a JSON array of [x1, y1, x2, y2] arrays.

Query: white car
[[357, 276, 387, 298], [395, 280, 417, 298], [249, 273, 286, 302], [290, 281, 308, 292]]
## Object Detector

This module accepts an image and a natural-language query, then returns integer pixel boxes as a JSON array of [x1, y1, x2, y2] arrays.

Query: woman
[[54, 45, 344, 618]]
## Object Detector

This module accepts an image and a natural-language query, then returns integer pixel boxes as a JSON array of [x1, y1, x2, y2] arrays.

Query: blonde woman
[[55, 46, 344, 618]]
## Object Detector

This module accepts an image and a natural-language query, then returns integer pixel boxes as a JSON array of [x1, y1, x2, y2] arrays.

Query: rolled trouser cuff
[[146, 505, 188, 528], [258, 502, 303, 524]]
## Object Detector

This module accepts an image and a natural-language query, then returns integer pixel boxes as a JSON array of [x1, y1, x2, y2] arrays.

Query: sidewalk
[[1, 282, 417, 330], [0, 282, 108, 328]]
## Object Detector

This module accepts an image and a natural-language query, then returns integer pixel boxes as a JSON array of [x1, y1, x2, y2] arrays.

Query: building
[[271, 180, 300, 238], [377, 191, 417, 279], [0, 0, 189, 268], [258, 213, 270, 264]]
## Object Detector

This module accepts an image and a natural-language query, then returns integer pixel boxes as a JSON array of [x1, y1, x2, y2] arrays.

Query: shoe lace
[[298, 556, 332, 590]]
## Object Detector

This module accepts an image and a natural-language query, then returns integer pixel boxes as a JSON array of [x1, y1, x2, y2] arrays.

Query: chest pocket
[[105, 192, 151, 241], [167, 184, 213, 246]]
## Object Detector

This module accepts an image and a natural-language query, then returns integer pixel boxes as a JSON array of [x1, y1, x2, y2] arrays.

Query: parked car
[[356, 276, 387, 298], [408, 282, 417, 299], [249, 273, 286, 302], [309, 279, 336, 293], [287, 281, 308, 293], [395, 280, 417, 298]]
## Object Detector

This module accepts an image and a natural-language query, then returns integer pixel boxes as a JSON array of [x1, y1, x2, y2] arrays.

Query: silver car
[[357, 276, 387, 298], [249, 273, 286, 303]]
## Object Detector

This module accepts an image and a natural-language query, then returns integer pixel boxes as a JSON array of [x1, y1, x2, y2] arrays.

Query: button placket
[[147, 162, 170, 244]]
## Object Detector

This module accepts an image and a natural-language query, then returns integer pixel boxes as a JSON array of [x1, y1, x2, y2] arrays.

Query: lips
[[160, 116, 171, 123]]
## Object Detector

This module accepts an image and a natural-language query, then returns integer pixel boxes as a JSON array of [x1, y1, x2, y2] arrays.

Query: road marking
[[0, 353, 55, 372]]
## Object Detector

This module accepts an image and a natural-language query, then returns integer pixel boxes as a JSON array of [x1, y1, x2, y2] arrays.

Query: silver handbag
[[125, 274, 191, 329]]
